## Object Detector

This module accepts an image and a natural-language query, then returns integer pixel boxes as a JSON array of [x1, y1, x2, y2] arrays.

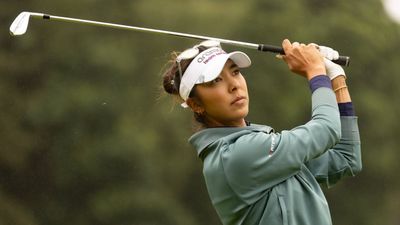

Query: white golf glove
[[319, 45, 346, 80]]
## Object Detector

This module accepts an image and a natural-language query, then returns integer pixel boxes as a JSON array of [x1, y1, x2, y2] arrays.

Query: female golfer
[[162, 39, 361, 225]]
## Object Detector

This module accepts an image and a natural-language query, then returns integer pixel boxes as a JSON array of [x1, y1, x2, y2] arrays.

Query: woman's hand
[[281, 39, 326, 80]]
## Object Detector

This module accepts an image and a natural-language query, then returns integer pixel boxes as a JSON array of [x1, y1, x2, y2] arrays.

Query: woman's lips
[[231, 96, 246, 105]]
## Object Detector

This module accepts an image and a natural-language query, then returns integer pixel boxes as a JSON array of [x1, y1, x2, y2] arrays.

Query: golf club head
[[10, 12, 43, 36]]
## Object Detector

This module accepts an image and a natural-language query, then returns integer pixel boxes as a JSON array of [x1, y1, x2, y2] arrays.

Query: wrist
[[306, 66, 326, 80], [332, 77, 351, 102], [331, 76, 347, 89]]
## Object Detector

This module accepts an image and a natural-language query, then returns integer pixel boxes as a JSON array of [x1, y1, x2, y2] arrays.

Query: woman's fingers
[[280, 39, 326, 78], [282, 39, 292, 53]]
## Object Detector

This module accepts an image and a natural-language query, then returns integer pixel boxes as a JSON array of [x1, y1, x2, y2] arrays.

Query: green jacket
[[189, 87, 362, 225]]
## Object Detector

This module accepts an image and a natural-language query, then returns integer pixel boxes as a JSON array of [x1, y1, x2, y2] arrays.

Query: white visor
[[179, 47, 251, 108]]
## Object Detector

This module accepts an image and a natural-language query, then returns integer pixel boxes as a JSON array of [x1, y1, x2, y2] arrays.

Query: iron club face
[[9, 12, 44, 36]]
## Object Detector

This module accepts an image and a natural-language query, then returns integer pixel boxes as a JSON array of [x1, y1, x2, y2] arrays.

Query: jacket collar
[[189, 124, 273, 157]]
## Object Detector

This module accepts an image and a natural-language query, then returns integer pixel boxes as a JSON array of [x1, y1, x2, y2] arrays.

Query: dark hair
[[162, 46, 208, 126]]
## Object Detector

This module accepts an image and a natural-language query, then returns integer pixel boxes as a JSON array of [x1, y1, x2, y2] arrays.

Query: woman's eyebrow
[[230, 63, 239, 69]]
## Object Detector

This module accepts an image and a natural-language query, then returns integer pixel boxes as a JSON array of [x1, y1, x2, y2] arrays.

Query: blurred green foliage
[[1, 0, 400, 224]]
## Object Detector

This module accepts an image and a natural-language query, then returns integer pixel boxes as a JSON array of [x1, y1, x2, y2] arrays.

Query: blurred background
[[1, 0, 399, 224]]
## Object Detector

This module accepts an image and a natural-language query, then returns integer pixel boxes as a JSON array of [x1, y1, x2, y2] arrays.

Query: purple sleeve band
[[309, 75, 332, 93], [338, 102, 355, 116]]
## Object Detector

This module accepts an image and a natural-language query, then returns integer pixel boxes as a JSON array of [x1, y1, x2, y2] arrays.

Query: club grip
[[258, 44, 350, 67]]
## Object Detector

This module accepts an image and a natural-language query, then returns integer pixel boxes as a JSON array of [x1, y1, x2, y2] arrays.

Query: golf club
[[10, 11, 350, 66]]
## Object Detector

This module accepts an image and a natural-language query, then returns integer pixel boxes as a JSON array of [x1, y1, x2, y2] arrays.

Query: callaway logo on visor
[[196, 48, 226, 64]]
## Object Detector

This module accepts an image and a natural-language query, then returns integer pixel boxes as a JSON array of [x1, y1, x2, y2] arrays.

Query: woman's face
[[191, 59, 249, 127]]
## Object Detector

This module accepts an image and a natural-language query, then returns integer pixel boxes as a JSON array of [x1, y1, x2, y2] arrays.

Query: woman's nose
[[228, 76, 239, 92]]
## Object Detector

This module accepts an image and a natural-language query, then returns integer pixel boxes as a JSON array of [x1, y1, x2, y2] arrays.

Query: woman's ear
[[186, 98, 205, 114]]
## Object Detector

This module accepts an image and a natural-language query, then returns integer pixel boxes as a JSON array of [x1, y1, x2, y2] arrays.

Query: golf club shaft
[[16, 12, 351, 66], [28, 13, 260, 49]]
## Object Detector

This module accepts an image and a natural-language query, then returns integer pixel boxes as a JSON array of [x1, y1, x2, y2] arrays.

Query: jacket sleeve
[[221, 87, 341, 203], [305, 116, 362, 188]]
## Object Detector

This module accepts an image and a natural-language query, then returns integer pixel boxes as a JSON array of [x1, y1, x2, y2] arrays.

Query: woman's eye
[[233, 69, 240, 75], [203, 77, 221, 87], [212, 77, 222, 83]]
